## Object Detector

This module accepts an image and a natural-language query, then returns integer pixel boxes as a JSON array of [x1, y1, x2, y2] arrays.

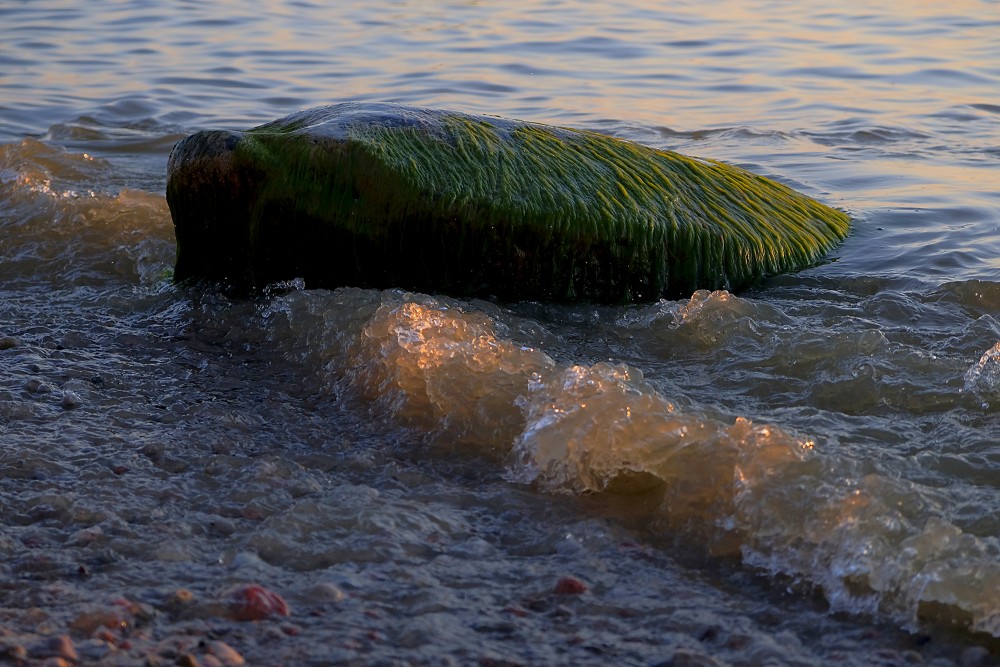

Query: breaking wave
[[263, 287, 1000, 638]]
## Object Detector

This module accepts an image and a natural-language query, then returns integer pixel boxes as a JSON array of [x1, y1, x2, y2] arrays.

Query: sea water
[[2, 1, 999, 664]]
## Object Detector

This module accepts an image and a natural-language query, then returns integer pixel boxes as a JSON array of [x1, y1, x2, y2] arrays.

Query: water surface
[[2, 1, 1000, 665]]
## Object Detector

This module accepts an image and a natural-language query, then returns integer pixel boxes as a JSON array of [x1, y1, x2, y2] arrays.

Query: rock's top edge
[[248, 101, 578, 143]]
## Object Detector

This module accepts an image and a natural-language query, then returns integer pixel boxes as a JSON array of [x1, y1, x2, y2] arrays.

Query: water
[[2, 0, 1000, 664]]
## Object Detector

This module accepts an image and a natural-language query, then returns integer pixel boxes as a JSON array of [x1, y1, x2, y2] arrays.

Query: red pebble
[[503, 605, 528, 618], [227, 584, 291, 621], [553, 576, 587, 595], [95, 630, 116, 643], [241, 507, 264, 521]]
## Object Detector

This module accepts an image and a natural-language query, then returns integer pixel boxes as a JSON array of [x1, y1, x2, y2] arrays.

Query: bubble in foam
[[345, 299, 554, 452], [0, 139, 173, 286], [507, 359, 811, 555], [268, 291, 1000, 637]]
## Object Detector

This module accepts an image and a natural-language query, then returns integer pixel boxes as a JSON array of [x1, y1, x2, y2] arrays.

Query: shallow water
[[2, 0, 1000, 664]]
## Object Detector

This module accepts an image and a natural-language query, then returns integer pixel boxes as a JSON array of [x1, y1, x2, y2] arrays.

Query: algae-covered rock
[[166, 102, 849, 302]]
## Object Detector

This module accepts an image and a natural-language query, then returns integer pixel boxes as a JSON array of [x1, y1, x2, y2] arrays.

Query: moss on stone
[[167, 102, 849, 302]]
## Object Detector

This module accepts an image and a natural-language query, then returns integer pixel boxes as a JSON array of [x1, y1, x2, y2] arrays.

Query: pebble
[[228, 551, 269, 571], [70, 525, 104, 547], [22, 607, 49, 627], [0, 336, 19, 350], [61, 390, 82, 409], [204, 640, 245, 666], [206, 517, 236, 537], [658, 649, 723, 667], [25, 378, 52, 394], [76, 637, 114, 662], [69, 608, 121, 635], [553, 576, 587, 595], [163, 588, 197, 616], [503, 605, 528, 618], [0, 643, 28, 661], [226, 583, 291, 621], [308, 582, 347, 604], [29, 634, 78, 662], [176, 653, 202, 667]]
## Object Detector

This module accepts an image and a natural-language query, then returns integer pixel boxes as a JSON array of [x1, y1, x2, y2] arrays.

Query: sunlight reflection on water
[[2, 0, 1000, 664]]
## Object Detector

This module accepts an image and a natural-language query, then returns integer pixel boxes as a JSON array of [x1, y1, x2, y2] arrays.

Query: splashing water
[[261, 288, 1000, 638], [963, 342, 1000, 407]]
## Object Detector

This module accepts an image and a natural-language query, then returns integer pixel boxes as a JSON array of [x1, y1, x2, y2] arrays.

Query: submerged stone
[[166, 102, 849, 302]]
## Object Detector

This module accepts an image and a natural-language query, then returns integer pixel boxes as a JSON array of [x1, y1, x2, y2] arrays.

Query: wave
[[262, 286, 1000, 638], [0, 138, 174, 288]]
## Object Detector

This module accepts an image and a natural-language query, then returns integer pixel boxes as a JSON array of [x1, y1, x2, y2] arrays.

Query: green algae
[[167, 103, 849, 302]]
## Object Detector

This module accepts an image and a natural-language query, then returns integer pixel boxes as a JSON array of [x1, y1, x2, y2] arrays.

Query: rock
[[553, 576, 588, 595], [165, 588, 196, 609], [76, 637, 115, 662], [225, 583, 291, 621], [205, 517, 235, 537], [29, 635, 78, 662], [176, 653, 202, 667], [0, 336, 19, 350], [167, 102, 849, 303], [25, 378, 52, 394], [69, 607, 122, 635], [60, 390, 82, 409], [308, 582, 347, 604], [204, 640, 245, 666], [662, 650, 723, 667], [0, 642, 28, 662]]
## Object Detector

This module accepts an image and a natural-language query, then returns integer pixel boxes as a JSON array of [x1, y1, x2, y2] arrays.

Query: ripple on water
[[2, 0, 1000, 662]]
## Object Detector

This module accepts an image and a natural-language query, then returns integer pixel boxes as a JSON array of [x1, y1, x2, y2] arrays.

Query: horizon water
[[2, 1, 1000, 665]]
